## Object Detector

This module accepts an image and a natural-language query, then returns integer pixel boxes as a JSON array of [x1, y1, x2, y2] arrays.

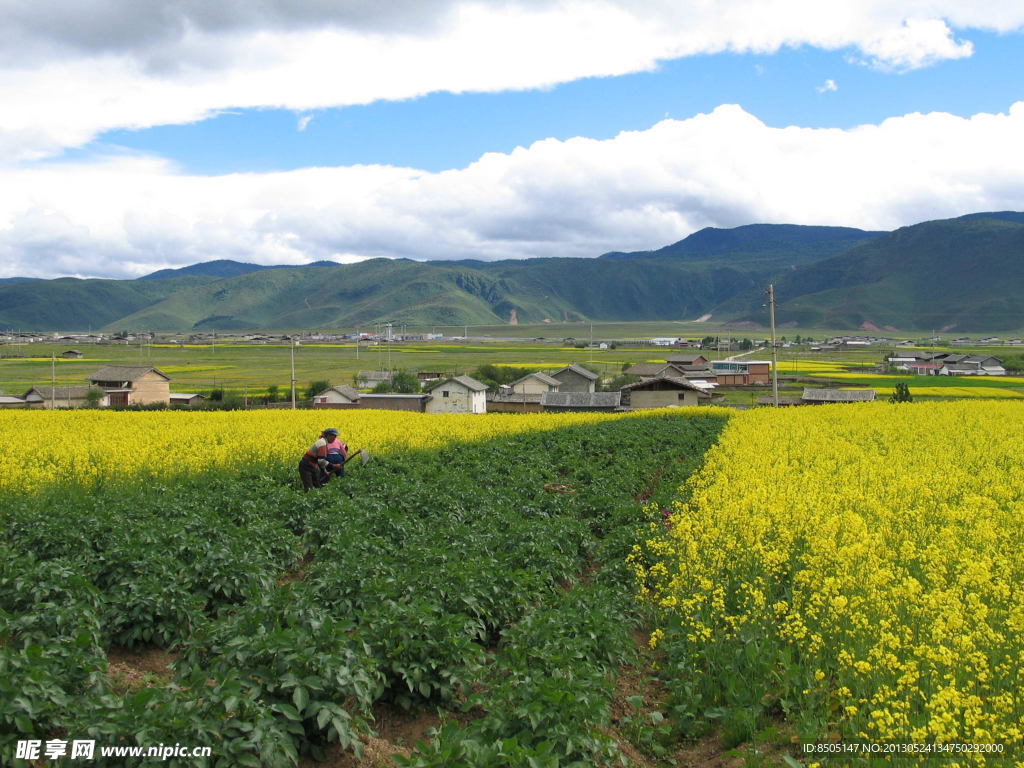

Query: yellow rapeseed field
[[0, 407, 717, 493], [634, 401, 1024, 764]]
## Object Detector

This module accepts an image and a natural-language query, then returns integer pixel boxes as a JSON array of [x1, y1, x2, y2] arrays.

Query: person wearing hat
[[298, 428, 348, 491]]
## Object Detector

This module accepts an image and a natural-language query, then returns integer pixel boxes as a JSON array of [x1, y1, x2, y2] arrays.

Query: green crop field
[[1, 410, 730, 767]]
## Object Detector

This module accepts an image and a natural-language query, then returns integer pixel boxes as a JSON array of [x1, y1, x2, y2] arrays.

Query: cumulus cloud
[[816, 79, 838, 93], [1, 1, 1023, 160], [2, 103, 1023, 279]]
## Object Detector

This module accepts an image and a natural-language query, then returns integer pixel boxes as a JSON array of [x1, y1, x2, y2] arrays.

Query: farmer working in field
[[298, 428, 348, 491]]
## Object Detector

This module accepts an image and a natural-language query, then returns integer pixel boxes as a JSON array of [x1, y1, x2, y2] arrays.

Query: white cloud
[[2, 102, 1023, 278], [297, 114, 313, 132], [816, 79, 838, 93], [1, 1, 1023, 160]]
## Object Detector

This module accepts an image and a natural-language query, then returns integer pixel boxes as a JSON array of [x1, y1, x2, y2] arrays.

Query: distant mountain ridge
[[1, 212, 1021, 331], [139, 259, 340, 280], [601, 223, 884, 265]]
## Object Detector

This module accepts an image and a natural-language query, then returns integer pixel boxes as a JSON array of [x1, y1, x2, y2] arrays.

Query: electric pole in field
[[767, 283, 780, 407], [290, 336, 297, 409]]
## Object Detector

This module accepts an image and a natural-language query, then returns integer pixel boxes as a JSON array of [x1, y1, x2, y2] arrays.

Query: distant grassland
[[0, 339, 656, 395]]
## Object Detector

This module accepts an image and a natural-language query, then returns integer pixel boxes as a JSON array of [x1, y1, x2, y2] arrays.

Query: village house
[[60, 349, 84, 359], [0, 394, 27, 408], [709, 360, 771, 385], [888, 352, 1006, 376], [87, 365, 171, 407], [510, 372, 561, 395], [887, 351, 945, 375], [620, 377, 712, 408], [548, 364, 598, 393], [23, 386, 103, 409], [424, 375, 488, 414], [487, 371, 560, 413], [938, 355, 1005, 376], [313, 385, 362, 408]]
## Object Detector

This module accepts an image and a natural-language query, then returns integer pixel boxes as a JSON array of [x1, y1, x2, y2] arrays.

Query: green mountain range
[[724, 213, 1024, 331], [1, 213, 1021, 332]]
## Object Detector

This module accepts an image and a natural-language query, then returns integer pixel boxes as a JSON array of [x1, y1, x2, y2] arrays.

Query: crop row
[[2, 410, 726, 766]]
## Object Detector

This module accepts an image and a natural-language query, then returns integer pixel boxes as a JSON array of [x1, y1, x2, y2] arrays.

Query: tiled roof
[[511, 372, 561, 387], [325, 385, 362, 400], [620, 376, 711, 394], [89, 365, 170, 382], [452, 375, 489, 391], [624, 363, 673, 377], [25, 386, 94, 399], [541, 392, 621, 408], [425, 375, 489, 393], [489, 392, 543, 403], [551, 364, 599, 380]]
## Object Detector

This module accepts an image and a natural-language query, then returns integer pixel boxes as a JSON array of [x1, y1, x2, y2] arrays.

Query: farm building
[[509, 372, 561, 395], [540, 391, 621, 412], [801, 388, 876, 404], [60, 349, 84, 359], [88, 366, 171, 407], [23, 386, 102, 409], [549, 364, 598, 393], [359, 393, 431, 412], [710, 360, 771, 385], [424, 375, 488, 414], [938, 355, 1005, 376], [0, 395, 27, 408], [169, 393, 207, 407], [620, 377, 712, 408], [889, 352, 1005, 376], [313, 385, 362, 408]]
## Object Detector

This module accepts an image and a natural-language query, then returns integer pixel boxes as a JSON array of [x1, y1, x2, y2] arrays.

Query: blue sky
[[2, 2, 1024, 279], [82, 30, 1023, 174]]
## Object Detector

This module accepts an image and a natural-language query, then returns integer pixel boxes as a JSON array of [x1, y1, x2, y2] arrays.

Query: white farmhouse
[[424, 375, 488, 414]]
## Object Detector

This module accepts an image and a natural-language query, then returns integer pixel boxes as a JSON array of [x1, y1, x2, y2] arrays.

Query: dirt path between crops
[[106, 644, 177, 693]]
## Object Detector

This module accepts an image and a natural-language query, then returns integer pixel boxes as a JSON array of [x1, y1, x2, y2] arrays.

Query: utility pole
[[290, 336, 297, 410], [767, 283, 780, 407]]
